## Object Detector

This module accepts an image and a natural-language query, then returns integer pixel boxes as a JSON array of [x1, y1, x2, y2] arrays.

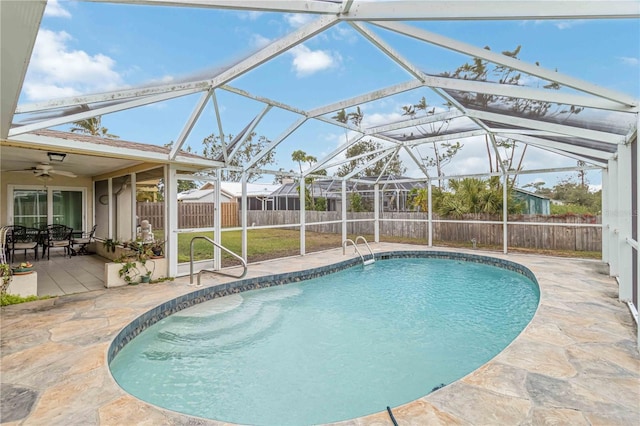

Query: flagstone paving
[[1, 244, 638, 425]]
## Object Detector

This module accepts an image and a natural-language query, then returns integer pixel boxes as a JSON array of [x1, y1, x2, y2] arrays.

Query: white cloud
[[618, 56, 639, 66], [554, 20, 586, 30], [44, 0, 71, 18], [238, 11, 263, 21], [23, 29, 124, 101], [251, 34, 271, 49], [285, 13, 314, 28], [290, 44, 341, 77], [531, 19, 586, 30]]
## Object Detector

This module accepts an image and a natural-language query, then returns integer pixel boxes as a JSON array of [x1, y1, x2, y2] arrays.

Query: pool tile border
[[107, 251, 538, 363]]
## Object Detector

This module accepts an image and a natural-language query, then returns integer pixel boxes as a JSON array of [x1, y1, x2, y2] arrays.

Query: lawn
[[174, 228, 599, 266]]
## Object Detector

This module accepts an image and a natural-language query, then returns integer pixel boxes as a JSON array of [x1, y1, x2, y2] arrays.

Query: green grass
[[174, 228, 600, 266]]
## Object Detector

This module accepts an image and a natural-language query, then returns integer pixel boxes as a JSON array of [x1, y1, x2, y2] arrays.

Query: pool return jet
[[342, 235, 375, 266]]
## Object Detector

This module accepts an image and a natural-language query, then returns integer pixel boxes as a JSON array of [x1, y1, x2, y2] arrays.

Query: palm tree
[[70, 116, 119, 138]]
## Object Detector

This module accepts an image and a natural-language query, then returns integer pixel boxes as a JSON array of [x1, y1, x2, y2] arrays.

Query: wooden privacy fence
[[137, 202, 239, 229], [246, 211, 602, 252], [136, 205, 601, 251]]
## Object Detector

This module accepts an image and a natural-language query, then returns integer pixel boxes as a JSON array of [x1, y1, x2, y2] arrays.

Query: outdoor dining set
[[0, 224, 97, 263]]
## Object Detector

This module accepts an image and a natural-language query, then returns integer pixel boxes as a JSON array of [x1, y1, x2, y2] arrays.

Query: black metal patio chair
[[43, 224, 73, 260], [72, 224, 97, 255], [8, 225, 41, 262]]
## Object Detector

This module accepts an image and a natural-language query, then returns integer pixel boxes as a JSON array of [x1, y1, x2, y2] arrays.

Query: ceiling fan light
[[47, 152, 66, 162], [37, 174, 53, 182]]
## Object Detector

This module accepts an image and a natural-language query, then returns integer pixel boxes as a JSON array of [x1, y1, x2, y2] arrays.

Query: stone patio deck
[[1, 244, 638, 425]]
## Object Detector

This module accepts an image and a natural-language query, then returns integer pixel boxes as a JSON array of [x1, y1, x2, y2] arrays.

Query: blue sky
[[21, 0, 640, 189]]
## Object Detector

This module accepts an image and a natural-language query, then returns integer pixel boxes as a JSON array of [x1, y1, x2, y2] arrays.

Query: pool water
[[110, 257, 539, 425]]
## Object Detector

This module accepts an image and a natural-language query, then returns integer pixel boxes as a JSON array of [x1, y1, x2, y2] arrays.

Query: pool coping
[[1, 244, 638, 425]]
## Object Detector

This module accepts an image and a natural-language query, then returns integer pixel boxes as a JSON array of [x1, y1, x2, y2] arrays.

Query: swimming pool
[[109, 252, 539, 425]]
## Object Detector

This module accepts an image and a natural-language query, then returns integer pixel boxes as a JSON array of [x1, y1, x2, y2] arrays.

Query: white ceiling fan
[[10, 163, 77, 178]]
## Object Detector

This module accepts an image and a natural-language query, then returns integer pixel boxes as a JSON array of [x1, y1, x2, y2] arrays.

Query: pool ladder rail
[[189, 236, 247, 286], [342, 236, 375, 266]]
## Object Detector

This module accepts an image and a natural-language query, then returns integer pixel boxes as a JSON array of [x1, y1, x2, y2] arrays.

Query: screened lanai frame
[[2, 1, 638, 344]]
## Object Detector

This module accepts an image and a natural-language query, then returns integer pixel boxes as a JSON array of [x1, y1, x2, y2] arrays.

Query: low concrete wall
[[104, 258, 167, 288], [6, 272, 38, 297]]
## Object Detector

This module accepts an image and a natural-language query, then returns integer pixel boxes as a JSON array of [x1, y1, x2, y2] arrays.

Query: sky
[[18, 0, 640, 190]]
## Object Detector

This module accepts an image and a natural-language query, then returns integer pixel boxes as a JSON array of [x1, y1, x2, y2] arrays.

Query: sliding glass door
[[9, 186, 85, 231]]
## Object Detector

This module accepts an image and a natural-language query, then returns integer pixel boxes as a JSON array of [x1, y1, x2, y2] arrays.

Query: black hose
[[386, 406, 398, 426]]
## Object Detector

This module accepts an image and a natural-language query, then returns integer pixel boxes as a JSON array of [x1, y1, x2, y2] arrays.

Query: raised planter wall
[[104, 258, 167, 288]]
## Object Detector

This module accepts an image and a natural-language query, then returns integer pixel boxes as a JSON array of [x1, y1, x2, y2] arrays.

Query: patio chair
[[72, 224, 97, 255], [8, 225, 41, 262], [43, 224, 73, 260]]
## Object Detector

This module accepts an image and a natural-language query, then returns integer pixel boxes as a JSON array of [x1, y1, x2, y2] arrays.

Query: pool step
[[143, 304, 282, 360]]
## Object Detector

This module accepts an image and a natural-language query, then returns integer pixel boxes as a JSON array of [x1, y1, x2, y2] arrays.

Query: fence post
[[300, 177, 306, 255]]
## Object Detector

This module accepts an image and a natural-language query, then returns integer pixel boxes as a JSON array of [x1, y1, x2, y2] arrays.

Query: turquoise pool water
[[110, 257, 539, 425]]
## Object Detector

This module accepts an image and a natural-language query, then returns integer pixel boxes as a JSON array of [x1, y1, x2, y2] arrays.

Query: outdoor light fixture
[[47, 152, 66, 162]]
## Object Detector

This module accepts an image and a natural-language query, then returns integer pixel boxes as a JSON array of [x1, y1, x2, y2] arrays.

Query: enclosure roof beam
[[221, 85, 308, 116], [311, 139, 392, 175], [307, 80, 423, 118], [419, 76, 638, 113], [244, 117, 308, 171], [16, 14, 339, 114], [229, 105, 273, 162], [344, 149, 395, 180], [211, 90, 227, 163], [499, 133, 615, 161], [90, 0, 640, 21], [87, 0, 343, 15], [169, 89, 213, 160], [467, 109, 624, 145], [340, 1, 640, 21], [402, 129, 489, 148], [366, 110, 465, 135], [349, 21, 427, 83], [10, 88, 204, 137], [306, 133, 366, 175], [373, 21, 638, 107]]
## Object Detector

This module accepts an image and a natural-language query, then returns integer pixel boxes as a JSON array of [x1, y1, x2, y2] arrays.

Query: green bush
[[1, 294, 52, 306]]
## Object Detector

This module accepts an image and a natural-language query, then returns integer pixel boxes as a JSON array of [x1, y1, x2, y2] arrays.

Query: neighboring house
[[178, 182, 281, 210], [269, 176, 427, 212], [514, 188, 551, 215]]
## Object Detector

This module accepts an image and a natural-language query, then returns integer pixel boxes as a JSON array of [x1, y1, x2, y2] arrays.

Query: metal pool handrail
[[189, 236, 247, 286], [342, 236, 375, 266]]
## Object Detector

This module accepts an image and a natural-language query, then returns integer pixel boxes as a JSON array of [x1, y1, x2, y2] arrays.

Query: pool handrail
[[342, 236, 375, 266], [189, 236, 247, 286]]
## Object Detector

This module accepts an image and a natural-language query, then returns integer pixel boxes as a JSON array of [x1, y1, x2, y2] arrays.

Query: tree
[[551, 178, 601, 214], [70, 116, 119, 138], [201, 132, 276, 182], [443, 46, 582, 177], [336, 139, 406, 178], [291, 150, 327, 211], [401, 96, 461, 187], [436, 177, 523, 218]]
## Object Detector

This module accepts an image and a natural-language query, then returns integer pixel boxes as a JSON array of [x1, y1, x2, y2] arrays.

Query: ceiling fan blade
[[2, 169, 34, 173], [49, 170, 77, 178]]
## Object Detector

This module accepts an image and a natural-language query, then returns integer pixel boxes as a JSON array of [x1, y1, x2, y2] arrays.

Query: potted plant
[[103, 238, 119, 253], [150, 240, 165, 257]]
